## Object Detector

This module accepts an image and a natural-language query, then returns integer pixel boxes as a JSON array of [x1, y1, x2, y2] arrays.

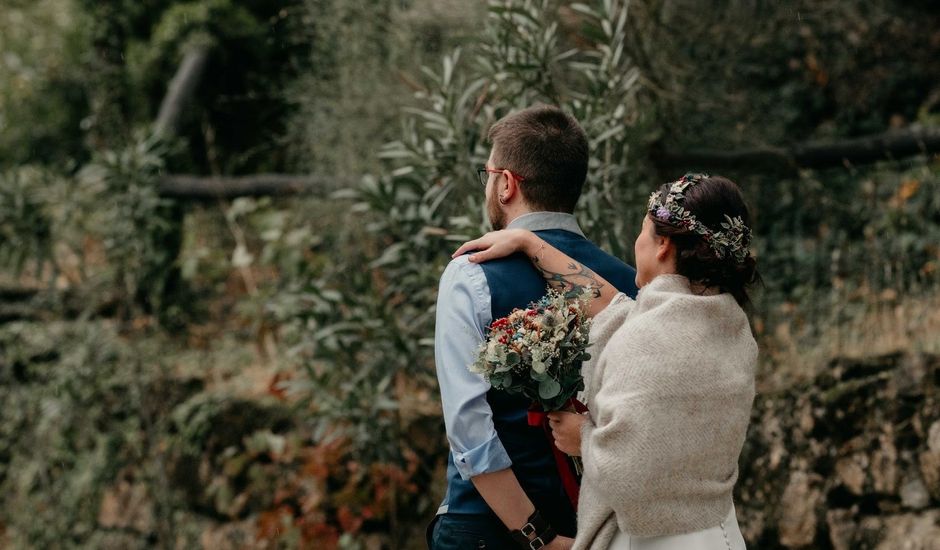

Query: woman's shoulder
[[590, 292, 635, 342], [635, 275, 746, 322], [605, 277, 755, 360], [597, 291, 634, 321]]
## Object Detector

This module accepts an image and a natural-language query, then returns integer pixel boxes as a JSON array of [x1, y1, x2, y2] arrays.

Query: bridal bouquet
[[470, 288, 593, 411], [470, 289, 593, 507]]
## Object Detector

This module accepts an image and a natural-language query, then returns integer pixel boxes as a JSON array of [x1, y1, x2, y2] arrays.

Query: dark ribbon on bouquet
[[527, 398, 589, 511]]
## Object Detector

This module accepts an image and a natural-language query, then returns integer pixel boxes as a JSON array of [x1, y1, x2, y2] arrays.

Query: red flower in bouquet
[[470, 289, 592, 410]]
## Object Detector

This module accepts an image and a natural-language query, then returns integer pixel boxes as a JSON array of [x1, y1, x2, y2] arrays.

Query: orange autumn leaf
[[890, 179, 920, 208], [256, 505, 294, 541], [336, 505, 364, 534], [299, 521, 339, 549], [898, 179, 920, 201]]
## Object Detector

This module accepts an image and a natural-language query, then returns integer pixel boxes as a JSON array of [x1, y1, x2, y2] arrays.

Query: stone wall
[[736, 352, 940, 549]]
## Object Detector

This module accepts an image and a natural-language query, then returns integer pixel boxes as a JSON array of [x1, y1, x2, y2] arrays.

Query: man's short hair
[[487, 105, 589, 213]]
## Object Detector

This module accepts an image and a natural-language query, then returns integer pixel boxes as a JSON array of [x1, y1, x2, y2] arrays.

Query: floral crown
[[647, 173, 752, 263]]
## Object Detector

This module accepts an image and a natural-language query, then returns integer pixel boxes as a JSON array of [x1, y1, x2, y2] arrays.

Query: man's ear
[[501, 170, 521, 202]]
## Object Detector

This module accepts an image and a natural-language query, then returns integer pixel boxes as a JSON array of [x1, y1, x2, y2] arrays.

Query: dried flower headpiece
[[647, 173, 752, 263]]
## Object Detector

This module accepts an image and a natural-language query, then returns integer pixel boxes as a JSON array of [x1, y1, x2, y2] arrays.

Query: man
[[429, 105, 638, 549]]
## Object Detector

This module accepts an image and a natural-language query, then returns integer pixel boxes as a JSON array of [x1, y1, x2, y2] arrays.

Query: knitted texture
[[573, 274, 757, 549]]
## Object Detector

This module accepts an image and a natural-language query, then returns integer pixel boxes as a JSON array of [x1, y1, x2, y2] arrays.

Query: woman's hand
[[451, 229, 538, 263], [547, 411, 587, 456]]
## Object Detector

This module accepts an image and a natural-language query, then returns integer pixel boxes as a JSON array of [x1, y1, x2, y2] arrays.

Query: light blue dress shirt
[[435, 212, 585, 480]]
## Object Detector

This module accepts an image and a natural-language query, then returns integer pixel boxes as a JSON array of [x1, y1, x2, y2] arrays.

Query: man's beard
[[487, 192, 506, 231]]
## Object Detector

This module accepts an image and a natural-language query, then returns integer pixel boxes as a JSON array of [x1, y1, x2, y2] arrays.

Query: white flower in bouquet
[[469, 288, 593, 412]]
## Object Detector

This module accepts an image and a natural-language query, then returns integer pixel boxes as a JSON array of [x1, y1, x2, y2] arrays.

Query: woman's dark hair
[[650, 175, 761, 307]]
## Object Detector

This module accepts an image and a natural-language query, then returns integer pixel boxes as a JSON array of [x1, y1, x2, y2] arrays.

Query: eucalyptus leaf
[[538, 378, 562, 400]]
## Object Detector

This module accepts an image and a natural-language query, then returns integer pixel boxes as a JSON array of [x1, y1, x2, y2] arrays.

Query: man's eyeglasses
[[477, 167, 525, 187]]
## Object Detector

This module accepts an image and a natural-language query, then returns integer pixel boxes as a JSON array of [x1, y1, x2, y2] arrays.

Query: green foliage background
[[0, 0, 938, 548]]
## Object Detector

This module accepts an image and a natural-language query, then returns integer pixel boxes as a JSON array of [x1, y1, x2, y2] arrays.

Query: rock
[[900, 477, 930, 510], [738, 507, 765, 547], [97, 478, 153, 534], [826, 510, 940, 550], [871, 510, 940, 550], [779, 471, 821, 547], [928, 421, 940, 451], [200, 517, 261, 550], [798, 397, 815, 434], [920, 449, 940, 500], [871, 427, 898, 494], [835, 454, 867, 495], [923, 421, 940, 500], [85, 531, 148, 550], [894, 354, 928, 397], [826, 508, 857, 550]]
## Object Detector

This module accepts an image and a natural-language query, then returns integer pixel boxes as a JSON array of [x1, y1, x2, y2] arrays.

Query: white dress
[[609, 503, 746, 550]]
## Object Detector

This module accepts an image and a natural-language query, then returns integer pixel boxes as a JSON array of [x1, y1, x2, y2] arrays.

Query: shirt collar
[[506, 211, 585, 237]]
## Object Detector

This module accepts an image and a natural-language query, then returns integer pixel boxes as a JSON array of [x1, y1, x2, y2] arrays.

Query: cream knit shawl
[[573, 274, 757, 549]]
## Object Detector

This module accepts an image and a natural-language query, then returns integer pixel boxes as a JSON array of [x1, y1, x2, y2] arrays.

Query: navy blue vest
[[440, 229, 638, 533]]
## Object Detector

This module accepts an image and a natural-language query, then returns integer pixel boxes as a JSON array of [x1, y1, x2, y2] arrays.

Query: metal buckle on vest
[[528, 536, 546, 550]]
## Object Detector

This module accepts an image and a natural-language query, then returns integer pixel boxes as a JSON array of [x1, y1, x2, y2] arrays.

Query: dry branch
[[156, 129, 940, 202], [655, 127, 940, 173], [158, 174, 343, 200], [154, 45, 211, 138], [0, 284, 39, 301]]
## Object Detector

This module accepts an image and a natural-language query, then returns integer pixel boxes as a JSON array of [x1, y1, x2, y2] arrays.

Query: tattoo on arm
[[530, 257, 605, 299]]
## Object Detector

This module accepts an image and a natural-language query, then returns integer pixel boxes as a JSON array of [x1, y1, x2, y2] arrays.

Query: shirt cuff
[[451, 433, 513, 480]]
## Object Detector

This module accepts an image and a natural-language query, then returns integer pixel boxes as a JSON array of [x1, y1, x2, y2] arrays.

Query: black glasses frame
[[477, 166, 525, 187]]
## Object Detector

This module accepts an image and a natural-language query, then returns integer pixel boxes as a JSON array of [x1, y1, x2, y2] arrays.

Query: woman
[[452, 174, 759, 549]]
